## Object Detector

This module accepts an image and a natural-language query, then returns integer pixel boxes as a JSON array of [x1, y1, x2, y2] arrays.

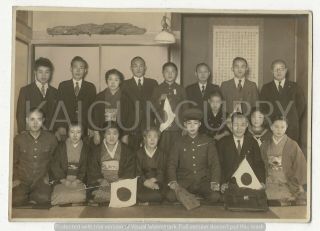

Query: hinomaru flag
[[159, 97, 176, 132], [232, 157, 263, 190], [109, 178, 137, 208]]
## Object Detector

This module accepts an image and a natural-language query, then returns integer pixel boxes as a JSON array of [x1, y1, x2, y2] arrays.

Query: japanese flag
[[232, 157, 262, 190], [159, 97, 176, 132], [109, 178, 137, 208]]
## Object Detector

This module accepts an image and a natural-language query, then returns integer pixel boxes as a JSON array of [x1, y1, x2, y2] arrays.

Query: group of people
[[12, 55, 307, 207]]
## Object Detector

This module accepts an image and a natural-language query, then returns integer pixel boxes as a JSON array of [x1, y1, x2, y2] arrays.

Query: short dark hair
[[271, 59, 287, 69], [232, 57, 248, 67], [102, 121, 122, 137], [162, 62, 178, 72], [231, 112, 248, 123], [26, 107, 45, 119], [271, 115, 288, 124], [70, 56, 88, 69], [67, 121, 83, 134], [131, 56, 146, 66], [105, 69, 124, 84], [208, 91, 223, 100], [195, 63, 211, 72], [34, 57, 54, 72], [143, 127, 161, 139]]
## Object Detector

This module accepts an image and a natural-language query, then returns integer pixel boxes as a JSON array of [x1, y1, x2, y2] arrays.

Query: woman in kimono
[[261, 116, 307, 205], [90, 69, 125, 145], [87, 121, 135, 203]]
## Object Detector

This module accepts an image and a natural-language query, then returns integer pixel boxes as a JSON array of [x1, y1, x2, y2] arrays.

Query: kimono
[[260, 135, 307, 202], [136, 147, 165, 202], [87, 141, 135, 202]]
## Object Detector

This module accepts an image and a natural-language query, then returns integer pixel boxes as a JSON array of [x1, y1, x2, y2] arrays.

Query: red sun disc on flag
[[117, 187, 131, 201], [241, 173, 252, 186]]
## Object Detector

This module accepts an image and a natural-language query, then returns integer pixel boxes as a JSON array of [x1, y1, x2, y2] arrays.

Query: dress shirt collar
[[274, 79, 285, 89], [234, 77, 245, 87], [72, 78, 83, 88], [133, 76, 144, 86], [35, 80, 48, 92], [233, 135, 244, 148]]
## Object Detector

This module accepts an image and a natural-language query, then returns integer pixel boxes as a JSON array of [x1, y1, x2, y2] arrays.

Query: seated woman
[[50, 122, 89, 205], [248, 107, 272, 147], [87, 121, 135, 203], [136, 127, 165, 203], [261, 116, 307, 205]]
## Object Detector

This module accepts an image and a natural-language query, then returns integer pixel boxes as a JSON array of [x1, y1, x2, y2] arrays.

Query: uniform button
[[33, 156, 37, 159], [192, 148, 195, 151], [184, 148, 186, 152], [192, 141, 194, 144], [35, 140, 38, 144], [34, 148, 38, 151], [194, 171, 197, 174], [192, 156, 195, 159], [193, 164, 196, 166]]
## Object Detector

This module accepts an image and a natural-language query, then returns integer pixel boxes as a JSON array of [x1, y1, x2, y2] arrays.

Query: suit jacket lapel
[[68, 79, 77, 98], [129, 78, 140, 99], [32, 82, 44, 99]]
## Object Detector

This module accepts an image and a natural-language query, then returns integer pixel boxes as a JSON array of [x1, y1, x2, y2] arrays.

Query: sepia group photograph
[[9, 7, 312, 222]]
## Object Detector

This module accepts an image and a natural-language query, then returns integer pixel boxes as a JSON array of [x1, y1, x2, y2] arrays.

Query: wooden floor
[[10, 205, 307, 221]]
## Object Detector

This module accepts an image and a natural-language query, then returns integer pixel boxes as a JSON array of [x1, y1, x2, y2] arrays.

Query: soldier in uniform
[[12, 108, 58, 206], [166, 108, 221, 203]]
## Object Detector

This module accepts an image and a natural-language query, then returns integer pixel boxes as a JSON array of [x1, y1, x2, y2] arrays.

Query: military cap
[[183, 108, 203, 122]]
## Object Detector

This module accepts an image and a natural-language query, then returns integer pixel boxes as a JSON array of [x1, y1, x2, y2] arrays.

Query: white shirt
[[134, 76, 144, 86], [72, 79, 83, 89], [234, 77, 245, 88], [103, 140, 119, 159], [233, 136, 244, 149], [198, 82, 207, 92], [144, 146, 157, 158], [35, 80, 48, 96], [274, 79, 285, 91]]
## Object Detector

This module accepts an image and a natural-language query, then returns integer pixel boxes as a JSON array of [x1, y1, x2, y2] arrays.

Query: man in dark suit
[[217, 112, 265, 193], [54, 56, 96, 141], [16, 57, 58, 133], [220, 57, 259, 115], [120, 56, 158, 151], [186, 63, 220, 110], [260, 59, 306, 142]]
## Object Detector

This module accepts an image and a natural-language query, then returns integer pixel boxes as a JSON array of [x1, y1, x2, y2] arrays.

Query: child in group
[[202, 91, 230, 141], [217, 112, 265, 193], [151, 62, 187, 156], [166, 108, 221, 203], [220, 57, 259, 115], [248, 107, 272, 147], [186, 63, 220, 110], [55, 56, 96, 141], [260, 116, 307, 204], [91, 69, 125, 145], [12, 108, 58, 206], [87, 121, 135, 203], [50, 122, 89, 205], [136, 127, 165, 203], [16, 57, 58, 133]]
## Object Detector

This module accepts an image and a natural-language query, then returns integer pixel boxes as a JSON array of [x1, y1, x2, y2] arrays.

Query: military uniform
[[12, 131, 58, 206], [166, 109, 221, 203]]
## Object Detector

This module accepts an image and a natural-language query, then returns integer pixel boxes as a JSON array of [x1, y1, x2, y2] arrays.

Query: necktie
[[74, 82, 80, 96], [238, 79, 242, 91], [237, 140, 242, 155], [278, 81, 283, 94], [201, 85, 205, 97], [137, 79, 142, 91], [41, 84, 46, 98]]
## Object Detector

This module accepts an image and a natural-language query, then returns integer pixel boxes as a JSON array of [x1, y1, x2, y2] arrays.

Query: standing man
[[120, 56, 158, 151], [220, 57, 259, 115], [260, 59, 306, 142], [54, 56, 96, 141], [186, 63, 220, 110], [16, 57, 58, 133]]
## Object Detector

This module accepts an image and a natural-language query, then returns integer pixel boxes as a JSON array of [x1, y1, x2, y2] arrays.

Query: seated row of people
[[12, 107, 307, 207]]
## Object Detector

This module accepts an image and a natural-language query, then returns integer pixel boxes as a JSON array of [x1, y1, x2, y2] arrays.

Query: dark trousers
[[137, 183, 164, 203], [12, 180, 52, 206], [166, 180, 220, 203]]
